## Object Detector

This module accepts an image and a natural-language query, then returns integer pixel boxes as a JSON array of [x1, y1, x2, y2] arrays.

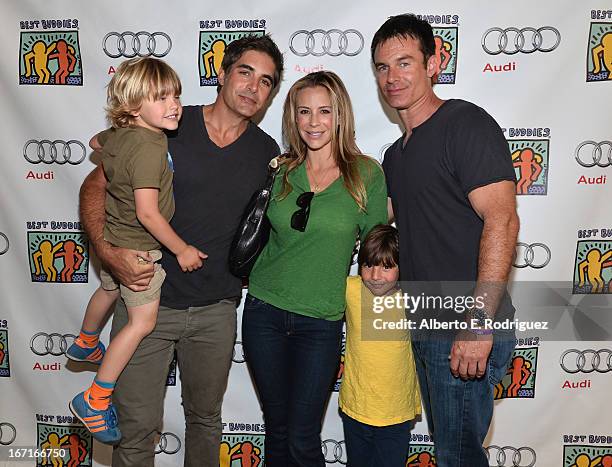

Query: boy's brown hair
[[358, 224, 399, 268]]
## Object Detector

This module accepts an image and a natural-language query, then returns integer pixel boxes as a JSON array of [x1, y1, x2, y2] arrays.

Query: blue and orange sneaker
[[66, 340, 105, 364], [69, 392, 121, 445]]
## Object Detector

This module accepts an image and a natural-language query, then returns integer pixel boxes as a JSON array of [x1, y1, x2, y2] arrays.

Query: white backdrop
[[1, 1, 611, 466]]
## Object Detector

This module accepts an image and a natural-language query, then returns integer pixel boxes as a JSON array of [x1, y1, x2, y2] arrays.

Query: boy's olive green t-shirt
[[248, 158, 387, 321], [99, 127, 175, 250]]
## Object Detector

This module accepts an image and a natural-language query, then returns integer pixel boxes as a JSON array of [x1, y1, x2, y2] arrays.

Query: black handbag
[[228, 156, 281, 278]]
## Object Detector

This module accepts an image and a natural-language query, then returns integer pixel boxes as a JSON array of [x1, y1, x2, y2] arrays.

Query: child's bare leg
[[96, 299, 159, 383], [81, 287, 120, 333]]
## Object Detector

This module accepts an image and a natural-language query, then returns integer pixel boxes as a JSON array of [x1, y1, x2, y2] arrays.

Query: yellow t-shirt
[[338, 276, 421, 426]]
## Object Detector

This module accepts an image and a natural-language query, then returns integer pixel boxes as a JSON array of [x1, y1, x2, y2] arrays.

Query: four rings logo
[[0, 422, 17, 445], [232, 340, 246, 363], [322, 439, 346, 464], [560, 349, 612, 373], [23, 140, 87, 165], [0, 232, 8, 255], [513, 242, 551, 269], [103, 31, 172, 58], [575, 141, 612, 167], [486, 445, 536, 467], [30, 332, 76, 356], [289, 29, 364, 57], [155, 432, 182, 455], [482, 27, 561, 54]]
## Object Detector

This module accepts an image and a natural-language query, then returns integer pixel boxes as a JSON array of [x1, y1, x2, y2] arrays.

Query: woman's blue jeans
[[242, 294, 343, 467]]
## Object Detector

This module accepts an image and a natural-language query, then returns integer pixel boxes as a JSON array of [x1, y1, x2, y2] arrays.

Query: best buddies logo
[[19, 19, 82, 85], [198, 19, 266, 86]]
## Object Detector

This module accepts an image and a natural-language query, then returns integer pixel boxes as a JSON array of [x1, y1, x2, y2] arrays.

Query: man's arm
[[387, 197, 395, 223], [449, 180, 519, 380], [80, 166, 154, 290]]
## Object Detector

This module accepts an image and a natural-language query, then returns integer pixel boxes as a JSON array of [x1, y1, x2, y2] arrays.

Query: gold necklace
[[306, 160, 336, 192]]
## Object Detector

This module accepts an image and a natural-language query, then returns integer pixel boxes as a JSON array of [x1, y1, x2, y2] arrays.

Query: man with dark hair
[[80, 34, 283, 467], [372, 14, 520, 467]]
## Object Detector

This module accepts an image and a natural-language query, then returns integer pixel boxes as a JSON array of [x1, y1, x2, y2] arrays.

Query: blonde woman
[[242, 71, 387, 466]]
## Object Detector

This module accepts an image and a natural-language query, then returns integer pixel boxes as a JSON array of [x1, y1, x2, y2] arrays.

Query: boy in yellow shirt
[[339, 224, 421, 466]]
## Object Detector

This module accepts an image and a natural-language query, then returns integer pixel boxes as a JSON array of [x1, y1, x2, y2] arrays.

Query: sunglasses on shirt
[[290, 191, 314, 232]]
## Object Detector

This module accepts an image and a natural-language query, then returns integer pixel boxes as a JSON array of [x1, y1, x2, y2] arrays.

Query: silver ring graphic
[[482, 27, 561, 55], [574, 141, 612, 168], [378, 143, 393, 163], [0, 232, 8, 255], [103, 31, 172, 58], [23, 139, 86, 165], [486, 445, 536, 467], [29, 332, 77, 356], [0, 422, 17, 445], [155, 432, 181, 454], [322, 439, 347, 464], [513, 242, 551, 269], [560, 349, 612, 373], [232, 340, 246, 363], [290, 29, 364, 57]]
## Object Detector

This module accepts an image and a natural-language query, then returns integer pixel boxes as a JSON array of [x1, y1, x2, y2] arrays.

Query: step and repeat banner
[[1, 1, 611, 466]]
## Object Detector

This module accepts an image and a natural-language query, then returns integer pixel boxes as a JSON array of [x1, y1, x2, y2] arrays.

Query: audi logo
[[289, 29, 364, 57], [322, 439, 347, 464], [103, 31, 172, 58], [0, 232, 8, 255], [485, 445, 536, 467], [0, 422, 17, 445], [482, 27, 561, 55], [30, 332, 76, 356], [154, 431, 181, 455], [560, 349, 612, 373], [232, 340, 245, 364], [513, 242, 551, 269], [574, 141, 612, 168], [23, 139, 86, 165]]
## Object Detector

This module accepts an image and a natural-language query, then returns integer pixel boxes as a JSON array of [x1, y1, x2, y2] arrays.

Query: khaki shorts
[[100, 249, 165, 308]]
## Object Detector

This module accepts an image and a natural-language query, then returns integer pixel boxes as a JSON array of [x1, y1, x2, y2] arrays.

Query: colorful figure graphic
[[434, 35, 452, 72], [0, 330, 8, 377], [20, 31, 83, 86], [407, 451, 436, 466], [494, 347, 537, 400], [570, 453, 603, 467], [577, 248, 612, 293], [24, 40, 58, 84], [61, 433, 88, 467], [221, 435, 265, 467], [505, 356, 532, 398], [220, 441, 241, 467], [565, 446, 612, 467], [231, 441, 262, 467], [40, 432, 69, 467], [431, 27, 457, 84], [508, 140, 549, 195], [199, 31, 264, 86], [29, 232, 89, 283], [48, 39, 77, 84], [202, 39, 226, 79], [56, 240, 85, 282], [592, 32, 612, 80], [512, 148, 543, 195], [32, 240, 63, 282]]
